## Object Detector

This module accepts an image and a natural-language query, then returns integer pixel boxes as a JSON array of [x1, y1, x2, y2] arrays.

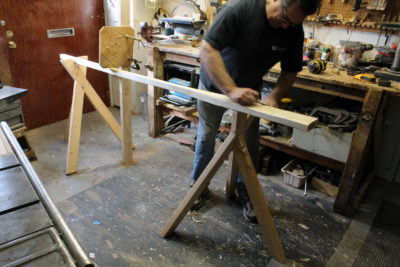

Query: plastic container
[[281, 160, 313, 188]]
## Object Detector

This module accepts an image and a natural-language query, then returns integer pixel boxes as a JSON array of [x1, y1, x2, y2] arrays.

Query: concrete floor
[[25, 107, 400, 266]]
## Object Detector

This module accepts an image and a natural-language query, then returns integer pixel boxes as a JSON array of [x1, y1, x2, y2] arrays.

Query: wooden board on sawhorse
[[59, 54, 318, 263], [63, 27, 137, 175], [62, 56, 134, 175], [160, 111, 286, 263]]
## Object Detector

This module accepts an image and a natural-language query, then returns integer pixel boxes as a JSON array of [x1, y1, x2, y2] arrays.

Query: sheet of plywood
[[99, 26, 134, 68]]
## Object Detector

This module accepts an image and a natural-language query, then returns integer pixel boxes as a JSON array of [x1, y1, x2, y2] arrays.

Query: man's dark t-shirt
[[200, 0, 304, 93]]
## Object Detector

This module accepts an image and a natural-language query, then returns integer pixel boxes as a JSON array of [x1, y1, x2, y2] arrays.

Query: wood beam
[[334, 89, 382, 214], [65, 56, 87, 174], [60, 54, 318, 131]]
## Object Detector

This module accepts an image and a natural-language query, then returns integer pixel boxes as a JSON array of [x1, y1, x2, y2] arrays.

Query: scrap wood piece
[[60, 54, 318, 131], [99, 26, 135, 68]]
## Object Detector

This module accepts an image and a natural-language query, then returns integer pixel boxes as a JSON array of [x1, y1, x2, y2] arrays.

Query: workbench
[[147, 43, 400, 215]]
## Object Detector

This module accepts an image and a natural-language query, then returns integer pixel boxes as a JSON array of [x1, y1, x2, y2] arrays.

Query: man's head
[[267, 0, 321, 29]]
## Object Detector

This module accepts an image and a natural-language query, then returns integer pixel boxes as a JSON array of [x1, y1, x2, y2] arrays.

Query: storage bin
[[281, 160, 307, 188]]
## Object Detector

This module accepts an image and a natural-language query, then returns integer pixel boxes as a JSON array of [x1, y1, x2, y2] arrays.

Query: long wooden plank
[[61, 59, 123, 142], [234, 135, 286, 263], [60, 54, 318, 131], [334, 89, 382, 215], [66, 56, 87, 175]]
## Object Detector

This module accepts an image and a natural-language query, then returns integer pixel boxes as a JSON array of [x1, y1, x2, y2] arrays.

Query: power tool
[[307, 59, 326, 74], [354, 73, 376, 83], [374, 22, 400, 82], [344, 42, 373, 69], [139, 21, 162, 43]]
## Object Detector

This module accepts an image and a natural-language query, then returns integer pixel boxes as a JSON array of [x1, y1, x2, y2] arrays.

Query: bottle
[[321, 47, 331, 61]]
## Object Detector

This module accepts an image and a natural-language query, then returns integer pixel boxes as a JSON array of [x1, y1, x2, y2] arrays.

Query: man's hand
[[261, 94, 279, 107], [227, 87, 259, 106]]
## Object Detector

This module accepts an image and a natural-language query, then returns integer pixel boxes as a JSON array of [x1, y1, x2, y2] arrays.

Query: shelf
[[259, 135, 345, 172]]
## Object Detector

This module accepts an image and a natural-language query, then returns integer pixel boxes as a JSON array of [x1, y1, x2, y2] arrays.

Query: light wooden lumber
[[234, 135, 286, 263], [66, 56, 87, 174], [119, 77, 133, 165], [61, 59, 123, 141], [60, 54, 318, 131]]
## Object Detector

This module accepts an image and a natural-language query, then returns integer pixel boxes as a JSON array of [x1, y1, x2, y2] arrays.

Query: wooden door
[[0, 0, 109, 129]]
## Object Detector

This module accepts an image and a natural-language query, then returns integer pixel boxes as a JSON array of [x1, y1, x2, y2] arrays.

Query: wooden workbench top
[[151, 43, 400, 96], [152, 42, 200, 58], [269, 64, 400, 96]]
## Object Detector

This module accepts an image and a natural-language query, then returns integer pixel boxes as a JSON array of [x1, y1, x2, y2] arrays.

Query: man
[[190, 0, 321, 222]]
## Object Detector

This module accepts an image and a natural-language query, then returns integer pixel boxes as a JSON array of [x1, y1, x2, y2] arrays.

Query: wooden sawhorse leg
[[61, 58, 133, 175], [334, 89, 382, 214], [160, 111, 286, 263]]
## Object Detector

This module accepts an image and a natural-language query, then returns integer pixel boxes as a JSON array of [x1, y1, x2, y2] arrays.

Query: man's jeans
[[191, 82, 260, 192]]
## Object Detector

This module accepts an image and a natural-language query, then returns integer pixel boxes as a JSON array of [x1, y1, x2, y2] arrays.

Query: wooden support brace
[[161, 112, 286, 263], [65, 56, 87, 174], [160, 132, 237, 237], [226, 151, 239, 199], [226, 114, 254, 198], [234, 135, 286, 263], [61, 59, 132, 174], [119, 76, 133, 165], [334, 89, 382, 214]]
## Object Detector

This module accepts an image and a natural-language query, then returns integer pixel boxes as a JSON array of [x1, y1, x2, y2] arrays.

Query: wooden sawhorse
[[60, 53, 317, 263], [160, 111, 286, 262]]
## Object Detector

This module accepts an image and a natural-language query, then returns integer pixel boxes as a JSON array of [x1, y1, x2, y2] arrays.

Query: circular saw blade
[[172, 1, 202, 19]]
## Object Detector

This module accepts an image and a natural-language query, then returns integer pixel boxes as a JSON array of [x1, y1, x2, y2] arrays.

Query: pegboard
[[307, 0, 400, 29]]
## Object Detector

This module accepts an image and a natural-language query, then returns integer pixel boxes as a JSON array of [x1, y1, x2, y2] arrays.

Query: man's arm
[[200, 40, 259, 106], [262, 71, 297, 107]]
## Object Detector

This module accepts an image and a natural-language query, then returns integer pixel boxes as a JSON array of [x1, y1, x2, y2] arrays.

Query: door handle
[[8, 41, 17, 49]]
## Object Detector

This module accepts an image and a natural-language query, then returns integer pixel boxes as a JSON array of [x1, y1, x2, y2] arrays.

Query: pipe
[[0, 122, 93, 267]]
